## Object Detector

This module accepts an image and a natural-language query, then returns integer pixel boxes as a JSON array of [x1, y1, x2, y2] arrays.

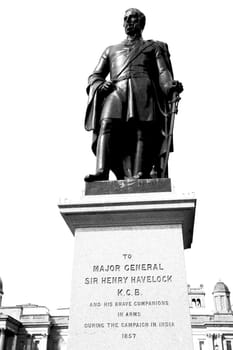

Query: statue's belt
[[111, 71, 150, 83]]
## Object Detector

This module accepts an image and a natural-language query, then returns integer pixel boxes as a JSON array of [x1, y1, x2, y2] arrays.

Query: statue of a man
[[84, 8, 183, 182]]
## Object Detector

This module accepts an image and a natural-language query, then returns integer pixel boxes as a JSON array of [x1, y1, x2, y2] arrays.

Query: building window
[[220, 296, 224, 311], [226, 341, 232, 350], [192, 298, 202, 308], [199, 340, 204, 349]]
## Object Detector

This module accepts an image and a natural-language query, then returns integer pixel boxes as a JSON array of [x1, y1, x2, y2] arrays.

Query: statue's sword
[[161, 91, 181, 178]]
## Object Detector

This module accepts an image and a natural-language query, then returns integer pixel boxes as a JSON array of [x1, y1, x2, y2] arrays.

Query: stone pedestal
[[59, 188, 196, 350]]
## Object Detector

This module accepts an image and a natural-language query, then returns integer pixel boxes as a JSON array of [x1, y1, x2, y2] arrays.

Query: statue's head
[[123, 8, 146, 36]]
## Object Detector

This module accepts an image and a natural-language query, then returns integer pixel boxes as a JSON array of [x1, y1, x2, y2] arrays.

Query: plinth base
[[59, 190, 196, 349]]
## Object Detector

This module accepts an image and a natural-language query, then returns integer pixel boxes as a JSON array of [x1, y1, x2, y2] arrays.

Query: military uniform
[[85, 38, 174, 179]]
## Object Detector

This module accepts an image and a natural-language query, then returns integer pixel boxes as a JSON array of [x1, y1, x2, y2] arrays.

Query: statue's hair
[[124, 8, 146, 31]]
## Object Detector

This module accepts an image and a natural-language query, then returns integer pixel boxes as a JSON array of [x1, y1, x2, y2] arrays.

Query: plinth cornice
[[59, 192, 196, 249]]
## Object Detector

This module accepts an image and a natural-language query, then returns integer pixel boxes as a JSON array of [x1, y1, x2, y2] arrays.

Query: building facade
[[0, 276, 68, 350], [190, 282, 233, 349], [1, 276, 233, 350]]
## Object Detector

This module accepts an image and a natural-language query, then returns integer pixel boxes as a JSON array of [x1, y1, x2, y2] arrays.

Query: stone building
[[1, 276, 233, 349], [0, 277, 68, 350], [190, 281, 233, 349]]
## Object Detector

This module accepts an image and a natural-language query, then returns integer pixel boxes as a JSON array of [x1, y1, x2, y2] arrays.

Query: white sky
[[0, 0, 233, 312]]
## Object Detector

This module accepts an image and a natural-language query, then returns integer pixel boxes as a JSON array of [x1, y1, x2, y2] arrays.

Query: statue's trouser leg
[[95, 119, 112, 177], [133, 126, 145, 178]]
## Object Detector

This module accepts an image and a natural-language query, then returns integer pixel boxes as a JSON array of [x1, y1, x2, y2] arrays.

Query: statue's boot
[[84, 132, 110, 182]]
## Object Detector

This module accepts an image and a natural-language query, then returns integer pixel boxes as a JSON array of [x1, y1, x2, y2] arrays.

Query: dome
[[213, 281, 230, 294], [0, 276, 3, 294]]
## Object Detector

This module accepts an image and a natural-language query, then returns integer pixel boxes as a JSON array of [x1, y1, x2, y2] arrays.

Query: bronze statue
[[84, 8, 183, 182]]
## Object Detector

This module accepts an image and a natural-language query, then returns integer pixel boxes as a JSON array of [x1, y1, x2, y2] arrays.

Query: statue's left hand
[[167, 80, 183, 95]]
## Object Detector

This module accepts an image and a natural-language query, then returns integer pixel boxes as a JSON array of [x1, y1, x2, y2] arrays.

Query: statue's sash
[[111, 40, 155, 82]]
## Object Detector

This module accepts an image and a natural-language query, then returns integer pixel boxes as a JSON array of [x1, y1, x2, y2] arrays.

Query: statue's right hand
[[100, 81, 115, 95]]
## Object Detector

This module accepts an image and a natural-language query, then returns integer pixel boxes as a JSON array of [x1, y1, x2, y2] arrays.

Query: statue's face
[[123, 10, 142, 36]]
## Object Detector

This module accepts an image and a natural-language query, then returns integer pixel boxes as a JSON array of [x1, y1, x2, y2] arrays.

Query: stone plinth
[[59, 190, 196, 350], [85, 178, 171, 195]]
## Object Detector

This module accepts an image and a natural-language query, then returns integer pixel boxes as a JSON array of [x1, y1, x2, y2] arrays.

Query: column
[[0, 329, 5, 350], [26, 335, 32, 350], [206, 333, 214, 350], [217, 333, 223, 350], [213, 333, 222, 350], [192, 337, 200, 350], [221, 335, 225, 350], [12, 334, 18, 350], [39, 334, 48, 350]]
